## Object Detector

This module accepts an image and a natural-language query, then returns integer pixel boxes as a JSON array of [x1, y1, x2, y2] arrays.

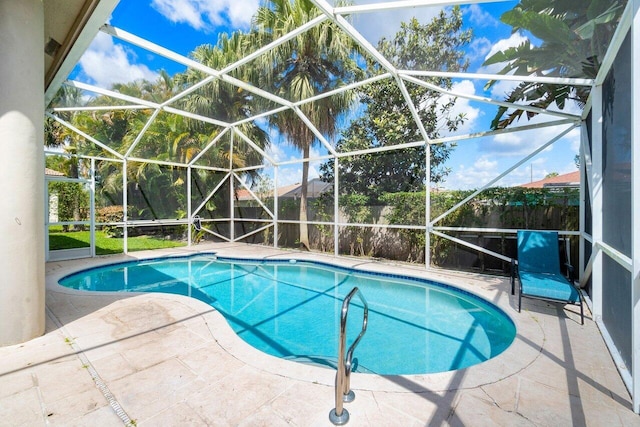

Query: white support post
[[591, 85, 604, 320], [90, 159, 96, 257], [425, 142, 431, 269], [44, 177, 50, 262], [187, 166, 192, 247], [229, 131, 235, 242], [631, 0, 640, 413], [579, 123, 588, 284], [123, 162, 128, 254], [274, 167, 279, 248], [334, 157, 339, 257]]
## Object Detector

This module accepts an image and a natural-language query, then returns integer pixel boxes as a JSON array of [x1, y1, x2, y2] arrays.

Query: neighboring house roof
[[45, 168, 65, 177], [280, 178, 332, 199], [519, 171, 580, 189], [236, 178, 331, 201]]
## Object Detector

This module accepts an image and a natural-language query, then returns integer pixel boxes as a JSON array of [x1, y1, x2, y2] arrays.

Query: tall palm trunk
[[299, 143, 310, 250]]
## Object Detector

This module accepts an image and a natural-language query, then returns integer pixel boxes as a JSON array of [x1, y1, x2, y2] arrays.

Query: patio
[[1, 243, 636, 426]]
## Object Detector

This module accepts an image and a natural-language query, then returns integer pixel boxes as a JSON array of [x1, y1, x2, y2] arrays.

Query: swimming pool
[[59, 254, 516, 375]]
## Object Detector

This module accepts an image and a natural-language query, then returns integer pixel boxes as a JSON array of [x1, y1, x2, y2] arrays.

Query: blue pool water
[[59, 254, 516, 375]]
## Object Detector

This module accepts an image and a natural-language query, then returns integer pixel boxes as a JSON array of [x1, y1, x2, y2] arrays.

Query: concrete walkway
[[1, 243, 638, 426]]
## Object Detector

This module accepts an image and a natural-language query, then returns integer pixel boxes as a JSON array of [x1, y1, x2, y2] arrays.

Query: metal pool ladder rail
[[329, 287, 368, 425]]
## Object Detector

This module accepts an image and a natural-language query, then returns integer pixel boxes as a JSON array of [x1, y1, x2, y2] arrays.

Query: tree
[[250, 0, 363, 250], [321, 8, 472, 201], [175, 35, 269, 170], [484, 0, 625, 129], [174, 34, 271, 232]]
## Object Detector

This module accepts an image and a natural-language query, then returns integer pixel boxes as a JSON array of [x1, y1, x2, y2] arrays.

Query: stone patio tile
[[108, 358, 199, 422], [137, 402, 208, 427], [74, 330, 156, 363], [0, 371, 35, 400], [186, 365, 292, 426], [237, 404, 309, 427], [359, 388, 455, 424], [516, 377, 584, 426], [56, 405, 123, 427], [117, 327, 209, 371], [617, 405, 640, 426], [178, 343, 245, 383], [520, 355, 582, 392], [174, 310, 219, 340], [87, 352, 137, 383], [266, 379, 332, 423], [450, 389, 534, 427], [0, 387, 43, 426], [0, 332, 72, 377], [343, 390, 426, 427], [29, 356, 96, 404], [479, 375, 520, 412], [43, 386, 112, 425], [61, 312, 120, 339], [45, 296, 82, 323], [578, 397, 626, 427], [59, 295, 123, 324]]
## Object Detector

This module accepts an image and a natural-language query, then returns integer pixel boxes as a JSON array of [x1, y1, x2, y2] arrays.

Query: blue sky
[[69, 0, 582, 190]]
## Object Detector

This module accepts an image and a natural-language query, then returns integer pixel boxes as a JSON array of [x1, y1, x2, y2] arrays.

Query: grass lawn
[[49, 229, 186, 255]]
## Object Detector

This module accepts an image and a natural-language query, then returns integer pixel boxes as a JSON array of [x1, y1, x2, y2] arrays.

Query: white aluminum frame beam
[[334, 0, 510, 15], [631, 0, 640, 413], [402, 74, 582, 122], [401, 69, 594, 87]]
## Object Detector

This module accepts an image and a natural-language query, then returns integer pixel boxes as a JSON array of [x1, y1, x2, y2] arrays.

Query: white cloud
[[446, 154, 553, 189], [477, 32, 529, 75], [442, 80, 482, 135], [484, 117, 578, 157], [264, 141, 324, 185], [151, 0, 258, 31], [465, 5, 499, 28], [265, 140, 287, 164], [78, 32, 159, 88], [350, 6, 440, 48], [447, 155, 498, 189], [467, 37, 493, 63], [486, 79, 519, 101]]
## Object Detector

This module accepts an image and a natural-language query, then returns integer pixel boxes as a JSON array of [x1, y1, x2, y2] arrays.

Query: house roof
[[235, 182, 300, 201], [519, 171, 580, 189], [236, 179, 331, 201]]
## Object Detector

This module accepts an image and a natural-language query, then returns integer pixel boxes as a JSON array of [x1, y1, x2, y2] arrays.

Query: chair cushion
[[519, 271, 580, 303]]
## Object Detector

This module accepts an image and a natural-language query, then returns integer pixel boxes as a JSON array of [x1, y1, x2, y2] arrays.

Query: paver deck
[[1, 242, 638, 426]]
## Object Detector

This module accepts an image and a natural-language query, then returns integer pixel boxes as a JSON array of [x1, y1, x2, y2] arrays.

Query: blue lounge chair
[[511, 230, 584, 324]]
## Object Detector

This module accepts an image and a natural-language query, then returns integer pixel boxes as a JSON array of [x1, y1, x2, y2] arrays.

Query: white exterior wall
[[0, 0, 45, 345]]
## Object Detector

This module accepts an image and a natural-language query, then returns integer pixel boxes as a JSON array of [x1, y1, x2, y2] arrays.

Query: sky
[[68, 0, 584, 190]]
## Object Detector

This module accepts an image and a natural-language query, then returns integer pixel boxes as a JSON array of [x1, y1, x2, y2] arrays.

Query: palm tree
[[174, 34, 271, 230], [175, 34, 269, 170], [250, 0, 362, 250]]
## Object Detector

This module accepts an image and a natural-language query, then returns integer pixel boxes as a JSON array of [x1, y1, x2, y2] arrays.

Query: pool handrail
[[329, 286, 368, 425]]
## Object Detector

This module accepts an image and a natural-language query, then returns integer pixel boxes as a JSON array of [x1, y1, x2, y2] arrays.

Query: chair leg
[[518, 286, 522, 313]]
